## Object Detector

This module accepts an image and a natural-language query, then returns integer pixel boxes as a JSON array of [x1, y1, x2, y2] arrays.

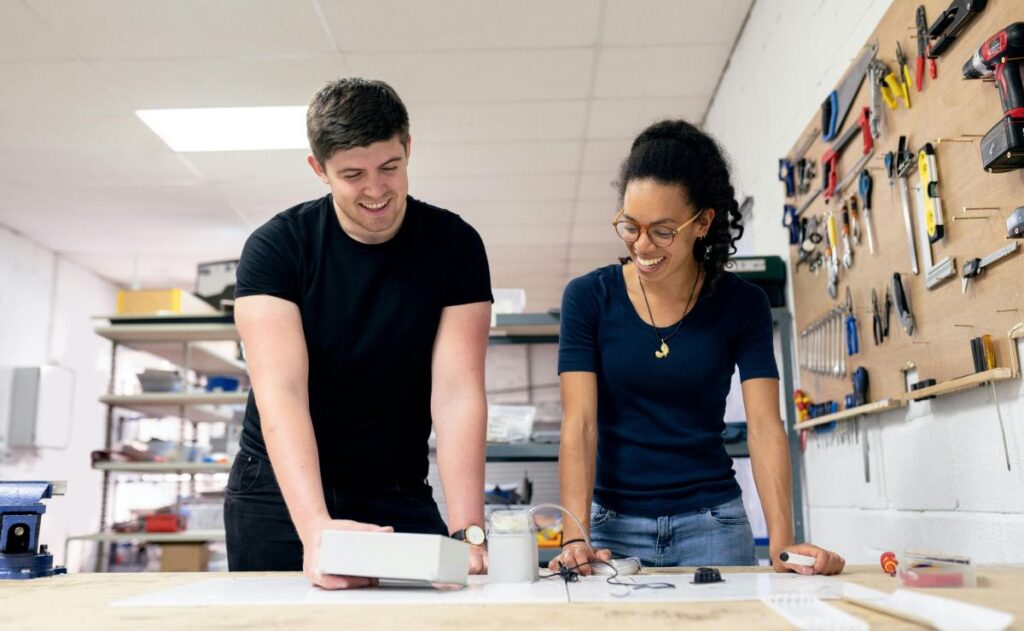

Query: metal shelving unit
[[88, 317, 246, 572]]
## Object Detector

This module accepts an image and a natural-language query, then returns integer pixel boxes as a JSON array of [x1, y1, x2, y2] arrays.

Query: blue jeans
[[590, 495, 756, 567]]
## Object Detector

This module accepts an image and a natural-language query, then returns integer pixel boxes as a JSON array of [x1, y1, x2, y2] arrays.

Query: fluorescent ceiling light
[[136, 106, 307, 152]]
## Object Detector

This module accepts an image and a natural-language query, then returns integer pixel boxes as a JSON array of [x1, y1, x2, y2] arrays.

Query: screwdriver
[[858, 169, 876, 255]]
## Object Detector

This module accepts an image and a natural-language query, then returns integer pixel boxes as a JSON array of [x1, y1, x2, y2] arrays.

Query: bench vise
[[0, 481, 68, 579]]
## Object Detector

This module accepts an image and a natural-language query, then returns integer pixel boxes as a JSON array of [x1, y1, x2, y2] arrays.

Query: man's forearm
[[747, 417, 795, 549], [434, 394, 486, 532], [259, 390, 330, 545]]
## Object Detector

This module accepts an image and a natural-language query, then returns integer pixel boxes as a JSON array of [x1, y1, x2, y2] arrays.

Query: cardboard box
[[117, 288, 219, 316], [160, 543, 209, 572]]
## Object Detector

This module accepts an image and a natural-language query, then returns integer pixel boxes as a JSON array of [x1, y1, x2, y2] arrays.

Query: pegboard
[[786, 0, 1024, 406]]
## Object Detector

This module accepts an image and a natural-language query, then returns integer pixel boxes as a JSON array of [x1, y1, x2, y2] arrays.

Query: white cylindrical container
[[486, 510, 539, 583]]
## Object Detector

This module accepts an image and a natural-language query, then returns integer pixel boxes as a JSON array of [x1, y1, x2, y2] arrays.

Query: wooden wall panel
[[787, 0, 1024, 405]]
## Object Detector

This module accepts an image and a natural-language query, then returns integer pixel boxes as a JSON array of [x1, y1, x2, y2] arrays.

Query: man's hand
[[468, 544, 488, 574], [548, 542, 612, 576], [301, 518, 394, 589], [772, 542, 845, 575]]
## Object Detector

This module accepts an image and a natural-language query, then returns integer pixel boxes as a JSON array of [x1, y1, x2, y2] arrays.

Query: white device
[[779, 551, 816, 567], [591, 557, 641, 576], [318, 531, 470, 586]]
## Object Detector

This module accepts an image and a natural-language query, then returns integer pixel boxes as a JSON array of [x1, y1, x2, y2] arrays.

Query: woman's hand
[[772, 543, 845, 575], [548, 542, 613, 576]]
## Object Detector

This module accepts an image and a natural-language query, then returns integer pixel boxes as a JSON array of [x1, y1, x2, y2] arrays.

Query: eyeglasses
[[612, 208, 704, 248]]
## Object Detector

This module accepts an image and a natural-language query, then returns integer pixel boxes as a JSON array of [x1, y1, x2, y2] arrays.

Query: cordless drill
[[962, 22, 1024, 173]]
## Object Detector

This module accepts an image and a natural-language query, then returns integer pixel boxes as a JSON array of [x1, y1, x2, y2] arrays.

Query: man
[[226, 78, 492, 588]]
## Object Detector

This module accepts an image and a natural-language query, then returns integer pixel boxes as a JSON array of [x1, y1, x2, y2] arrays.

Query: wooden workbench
[[3, 566, 1021, 630]]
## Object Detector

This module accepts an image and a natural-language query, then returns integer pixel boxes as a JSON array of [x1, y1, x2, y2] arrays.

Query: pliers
[[894, 41, 913, 108], [915, 5, 937, 91]]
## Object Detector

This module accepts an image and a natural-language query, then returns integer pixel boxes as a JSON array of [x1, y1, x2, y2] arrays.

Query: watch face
[[465, 524, 486, 545]]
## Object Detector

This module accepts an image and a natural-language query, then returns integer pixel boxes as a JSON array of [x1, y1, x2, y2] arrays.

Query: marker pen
[[779, 551, 816, 567]]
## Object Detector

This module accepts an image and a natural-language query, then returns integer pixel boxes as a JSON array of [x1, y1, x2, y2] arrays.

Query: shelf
[[66, 530, 225, 544], [794, 398, 906, 430], [100, 392, 248, 423], [94, 323, 245, 376], [901, 367, 1014, 403], [489, 313, 559, 344], [485, 442, 560, 462], [92, 461, 231, 474]]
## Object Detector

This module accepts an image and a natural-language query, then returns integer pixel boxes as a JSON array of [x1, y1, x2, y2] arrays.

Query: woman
[[551, 120, 844, 575]]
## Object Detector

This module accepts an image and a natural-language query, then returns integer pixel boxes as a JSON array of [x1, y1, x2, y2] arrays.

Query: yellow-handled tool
[[917, 143, 944, 242]]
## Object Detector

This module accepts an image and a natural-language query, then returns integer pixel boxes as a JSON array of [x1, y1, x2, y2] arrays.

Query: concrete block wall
[[704, 0, 1024, 563], [0, 224, 118, 571]]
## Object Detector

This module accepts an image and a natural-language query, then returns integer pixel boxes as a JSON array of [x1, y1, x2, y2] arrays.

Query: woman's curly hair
[[616, 119, 744, 294]]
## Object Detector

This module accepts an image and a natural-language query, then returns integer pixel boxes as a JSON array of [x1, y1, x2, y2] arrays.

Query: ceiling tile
[[0, 149, 201, 187], [320, 0, 601, 52], [409, 141, 581, 178], [456, 201, 576, 226], [477, 222, 570, 247], [581, 139, 631, 173], [91, 55, 346, 109], [602, 0, 752, 46], [0, 60, 128, 114], [0, 0, 77, 60], [210, 178, 327, 219], [413, 174, 577, 205], [345, 49, 593, 104], [26, 0, 336, 59], [586, 97, 707, 139], [593, 45, 729, 98], [576, 172, 619, 201], [412, 101, 588, 143], [571, 220, 620, 245], [182, 150, 314, 183]]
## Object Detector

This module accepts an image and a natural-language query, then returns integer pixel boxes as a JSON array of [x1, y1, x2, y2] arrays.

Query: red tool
[[962, 22, 1024, 172], [822, 107, 873, 200], [880, 551, 898, 576], [916, 5, 937, 91]]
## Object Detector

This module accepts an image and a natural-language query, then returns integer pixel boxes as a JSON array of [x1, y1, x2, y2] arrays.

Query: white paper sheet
[[112, 576, 569, 607], [841, 583, 1013, 631], [565, 573, 845, 603]]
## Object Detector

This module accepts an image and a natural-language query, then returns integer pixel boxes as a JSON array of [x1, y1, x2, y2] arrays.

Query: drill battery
[[981, 116, 1024, 173]]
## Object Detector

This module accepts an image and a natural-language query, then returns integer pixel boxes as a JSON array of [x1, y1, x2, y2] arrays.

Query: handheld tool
[[894, 42, 914, 109], [916, 5, 937, 90], [882, 286, 892, 338], [872, 59, 898, 111], [848, 193, 861, 246], [891, 136, 920, 274], [821, 42, 878, 141], [917, 143, 945, 242], [858, 169, 876, 254], [841, 201, 854, 269], [961, 242, 1020, 292], [783, 204, 799, 245], [891, 272, 914, 336], [914, 143, 957, 289], [962, 22, 1024, 173], [929, 0, 988, 59], [823, 106, 874, 200], [1008, 207, 1024, 238], [852, 367, 869, 407], [779, 128, 819, 198], [825, 212, 839, 298], [871, 288, 884, 345], [845, 287, 859, 355]]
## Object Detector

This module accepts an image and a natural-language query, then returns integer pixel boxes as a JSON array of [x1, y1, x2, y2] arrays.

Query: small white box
[[318, 531, 470, 586]]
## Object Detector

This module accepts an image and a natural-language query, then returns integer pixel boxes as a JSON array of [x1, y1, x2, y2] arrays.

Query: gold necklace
[[636, 265, 701, 359]]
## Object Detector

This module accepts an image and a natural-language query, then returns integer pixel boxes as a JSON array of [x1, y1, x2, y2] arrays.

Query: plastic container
[[487, 509, 538, 583], [486, 405, 536, 443], [137, 369, 183, 393], [897, 549, 977, 588]]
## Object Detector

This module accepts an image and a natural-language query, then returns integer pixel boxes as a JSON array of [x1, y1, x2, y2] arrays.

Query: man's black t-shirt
[[234, 194, 492, 489]]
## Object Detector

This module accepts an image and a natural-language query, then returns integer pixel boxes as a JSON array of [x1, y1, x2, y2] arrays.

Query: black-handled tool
[[891, 273, 914, 336], [928, 0, 988, 59]]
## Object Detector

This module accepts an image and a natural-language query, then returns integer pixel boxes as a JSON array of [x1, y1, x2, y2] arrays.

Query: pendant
[[655, 341, 669, 359]]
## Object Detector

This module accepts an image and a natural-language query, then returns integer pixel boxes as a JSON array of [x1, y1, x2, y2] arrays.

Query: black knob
[[693, 567, 723, 584]]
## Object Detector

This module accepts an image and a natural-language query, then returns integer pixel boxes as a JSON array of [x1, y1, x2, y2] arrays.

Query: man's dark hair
[[616, 119, 745, 295], [306, 78, 410, 165]]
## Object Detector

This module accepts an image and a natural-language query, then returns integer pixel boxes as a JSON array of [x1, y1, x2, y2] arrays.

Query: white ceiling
[[0, 0, 752, 311]]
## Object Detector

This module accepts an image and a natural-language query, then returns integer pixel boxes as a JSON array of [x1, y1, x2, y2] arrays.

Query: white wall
[[704, 0, 1024, 563], [0, 223, 118, 571]]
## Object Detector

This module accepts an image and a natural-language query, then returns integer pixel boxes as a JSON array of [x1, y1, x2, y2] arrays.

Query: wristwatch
[[450, 524, 486, 546]]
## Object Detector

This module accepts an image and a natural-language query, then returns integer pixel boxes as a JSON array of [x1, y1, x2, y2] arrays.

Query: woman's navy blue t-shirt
[[558, 263, 779, 517]]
